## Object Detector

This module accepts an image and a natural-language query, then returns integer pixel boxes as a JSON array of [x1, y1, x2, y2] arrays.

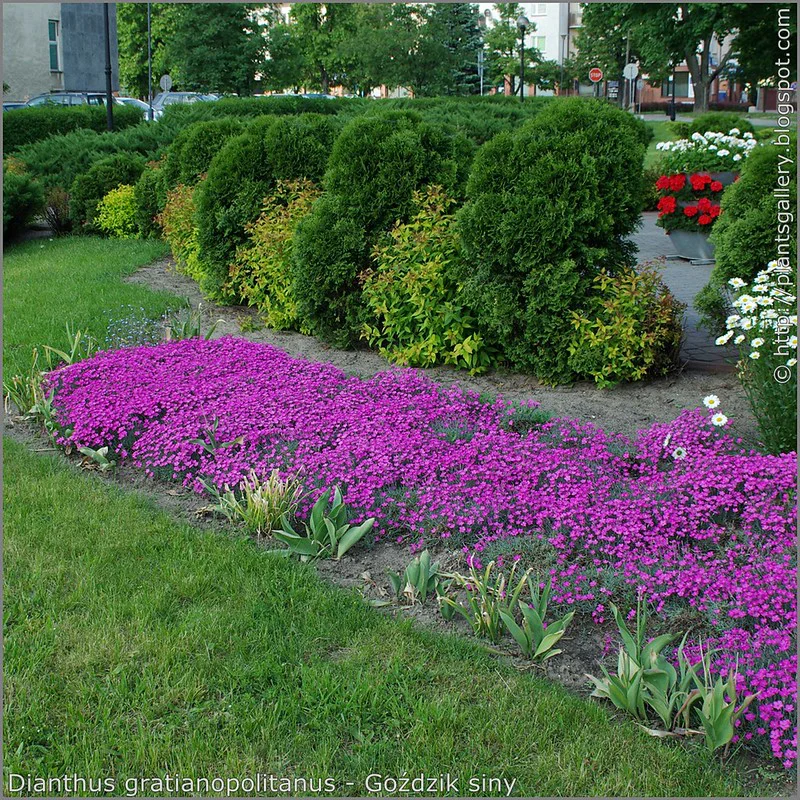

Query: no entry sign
[[589, 67, 603, 83]]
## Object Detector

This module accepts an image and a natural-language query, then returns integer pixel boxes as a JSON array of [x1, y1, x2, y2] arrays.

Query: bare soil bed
[[126, 257, 759, 443]]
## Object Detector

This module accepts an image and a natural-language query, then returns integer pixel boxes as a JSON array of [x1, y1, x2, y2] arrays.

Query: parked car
[[25, 91, 109, 107], [150, 91, 218, 120], [3, 102, 26, 112], [115, 96, 152, 121]]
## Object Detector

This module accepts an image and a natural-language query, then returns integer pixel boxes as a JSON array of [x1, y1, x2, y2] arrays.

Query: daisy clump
[[717, 261, 797, 454]]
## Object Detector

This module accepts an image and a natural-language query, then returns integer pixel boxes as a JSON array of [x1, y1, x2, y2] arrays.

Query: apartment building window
[[48, 19, 60, 71], [532, 36, 546, 52], [531, 4, 548, 15]]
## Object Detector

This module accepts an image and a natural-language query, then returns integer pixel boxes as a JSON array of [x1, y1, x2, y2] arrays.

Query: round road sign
[[623, 63, 639, 81], [159, 74, 173, 92], [589, 67, 603, 83]]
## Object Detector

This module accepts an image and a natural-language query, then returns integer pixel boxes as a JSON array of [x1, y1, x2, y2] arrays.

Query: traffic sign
[[623, 63, 639, 81], [159, 74, 173, 92], [589, 67, 603, 83]]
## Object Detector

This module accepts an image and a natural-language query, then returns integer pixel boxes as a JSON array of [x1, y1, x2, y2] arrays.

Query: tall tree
[[425, 3, 484, 95], [288, 3, 358, 93], [262, 22, 306, 93], [590, 3, 742, 113], [574, 2, 640, 87], [116, 3, 175, 98], [163, 3, 268, 95], [727, 3, 797, 92], [484, 4, 541, 95]]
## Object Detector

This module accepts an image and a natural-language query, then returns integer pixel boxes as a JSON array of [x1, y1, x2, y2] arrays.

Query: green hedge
[[13, 123, 174, 192], [3, 104, 143, 152], [194, 113, 339, 298], [292, 111, 472, 343], [456, 98, 645, 382], [697, 140, 798, 332]]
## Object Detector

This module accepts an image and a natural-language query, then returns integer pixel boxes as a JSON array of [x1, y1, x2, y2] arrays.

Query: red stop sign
[[589, 67, 603, 83]]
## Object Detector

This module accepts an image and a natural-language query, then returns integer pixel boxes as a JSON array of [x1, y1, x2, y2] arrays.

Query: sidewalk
[[629, 212, 736, 371]]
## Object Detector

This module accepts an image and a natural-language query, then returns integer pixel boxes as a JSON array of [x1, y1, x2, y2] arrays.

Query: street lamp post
[[147, 2, 153, 121], [560, 33, 567, 95], [477, 14, 486, 96], [516, 13, 529, 101], [103, 2, 113, 131], [670, 65, 677, 121]]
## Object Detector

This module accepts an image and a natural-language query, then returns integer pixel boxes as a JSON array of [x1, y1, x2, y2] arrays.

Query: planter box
[[668, 229, 715, 261]]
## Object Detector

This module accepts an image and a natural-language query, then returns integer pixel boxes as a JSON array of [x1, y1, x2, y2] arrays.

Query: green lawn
[[3, 237, 755, 796], [2, 236, 173, 379], [644, 120, 674, 169]]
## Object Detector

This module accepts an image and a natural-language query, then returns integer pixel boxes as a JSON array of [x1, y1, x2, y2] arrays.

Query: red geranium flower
[[656, 175, 671, 190], [657, 196, 677, 214], [669, 174, 686, 191], [710, 205, 721, 218], [710, 180, 724, 192], [690, 173, 710, 191], [697, 196, 712, 212], [684, 205, 699, 217], [698, 214, 713, 225]]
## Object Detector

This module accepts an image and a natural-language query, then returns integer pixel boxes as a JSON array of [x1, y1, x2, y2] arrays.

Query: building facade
[[3, 2, 119, 102]]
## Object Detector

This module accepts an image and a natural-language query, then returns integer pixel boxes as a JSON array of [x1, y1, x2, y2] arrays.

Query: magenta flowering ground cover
[[47, 336, 796, 766]]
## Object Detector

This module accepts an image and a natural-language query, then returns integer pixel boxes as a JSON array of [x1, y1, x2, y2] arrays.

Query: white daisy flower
[[750, 351, 761, 359], [717, 149, 730, 157], [715, 332, 734, 345], [732, 154, 742, 162], [703, 394, 721, 409], [751, 337, 765, 348], [725, 314, 741, 328], [790, 336, 798, 349], [740, 318, 754, 330], [672, 447, 688, 460], [729, 128, 740, 135], [734, 334, 745, 345], [728, 278, 746, 289], [787, 358, 797, 367], [711, 413, 728, 427]]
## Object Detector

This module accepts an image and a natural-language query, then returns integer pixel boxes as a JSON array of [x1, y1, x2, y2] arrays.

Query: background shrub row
[[3, 103, 144, 152]]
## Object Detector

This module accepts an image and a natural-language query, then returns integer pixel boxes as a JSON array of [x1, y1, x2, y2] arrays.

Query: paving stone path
[[629, 212, 736, 372]]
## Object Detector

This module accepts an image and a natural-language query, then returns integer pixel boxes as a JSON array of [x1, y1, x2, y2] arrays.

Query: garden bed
[[127, 256, 761, 443], [37, 333, 797, 768]]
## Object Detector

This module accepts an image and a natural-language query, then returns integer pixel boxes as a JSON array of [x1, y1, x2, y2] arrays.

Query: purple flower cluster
[[46, 337, 797, 765]]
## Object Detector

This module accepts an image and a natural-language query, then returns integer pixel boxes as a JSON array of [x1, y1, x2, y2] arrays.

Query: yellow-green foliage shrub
[[568, 264, 685, 388], [96, 184, 138, 239], [157, 182, 202, 282], [362, 186, 492, 374], [227, 180, 320, 332]]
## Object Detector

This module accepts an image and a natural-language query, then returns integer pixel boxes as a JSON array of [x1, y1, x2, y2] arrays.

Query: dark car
[[3, 102, 25, 112], [25, 91, 110, 107]]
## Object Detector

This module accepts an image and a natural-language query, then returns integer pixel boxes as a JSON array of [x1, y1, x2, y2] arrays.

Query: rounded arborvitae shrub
[[133, 162, 168, 238], [96, 184, 139, 239], [69, 153, 145, 230], [162, 116, 246, 189], [292, 111, 473, 344], [3, 168, 44, 238], [227, 179, 321, 332], [697, 140, 798, 332], [456, 98, 645, 382], [194, 113, 338, 299]]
